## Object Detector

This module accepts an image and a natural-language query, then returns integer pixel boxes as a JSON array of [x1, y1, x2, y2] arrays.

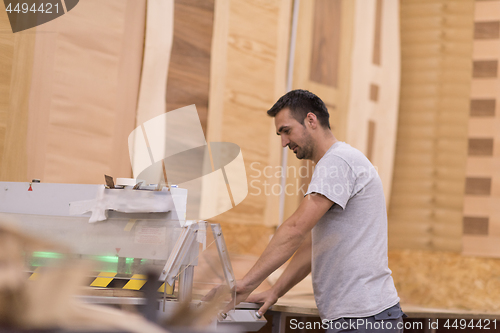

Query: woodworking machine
[[0, 181, 266, 332]]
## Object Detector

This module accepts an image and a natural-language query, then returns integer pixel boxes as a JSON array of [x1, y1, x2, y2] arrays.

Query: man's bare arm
[[223, 193, 332, 313], [270, 231, 312, 298], [246, 233, 312, 315]]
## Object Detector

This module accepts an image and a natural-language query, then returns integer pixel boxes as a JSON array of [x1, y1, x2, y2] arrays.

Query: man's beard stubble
[[294, 131, 314, 160]]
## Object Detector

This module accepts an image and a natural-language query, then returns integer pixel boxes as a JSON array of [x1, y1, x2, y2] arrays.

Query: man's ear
[[306, 112, 318, 129]]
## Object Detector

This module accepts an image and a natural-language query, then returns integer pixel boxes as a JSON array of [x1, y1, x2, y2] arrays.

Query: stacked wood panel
[[388, 0, 474, 252]]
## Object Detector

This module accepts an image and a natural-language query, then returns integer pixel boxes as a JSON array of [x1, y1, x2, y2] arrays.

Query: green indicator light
[[31, 253, 140, 264], [32, 251, 63, 259], [89, 255, 119, 263]]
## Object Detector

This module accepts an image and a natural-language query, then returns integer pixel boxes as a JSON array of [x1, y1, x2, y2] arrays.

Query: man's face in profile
[[275, 108, 314, 160]]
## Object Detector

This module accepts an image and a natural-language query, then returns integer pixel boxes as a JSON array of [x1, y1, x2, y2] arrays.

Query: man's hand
[[246, 289, 279, 317], [221, 279, 255, 315]]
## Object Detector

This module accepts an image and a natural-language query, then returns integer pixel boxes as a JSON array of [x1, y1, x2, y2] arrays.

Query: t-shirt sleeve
[[305, 155, 356, 209]]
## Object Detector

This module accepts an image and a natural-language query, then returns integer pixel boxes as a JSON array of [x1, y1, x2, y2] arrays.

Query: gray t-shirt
[[305, 141, 399, 320]]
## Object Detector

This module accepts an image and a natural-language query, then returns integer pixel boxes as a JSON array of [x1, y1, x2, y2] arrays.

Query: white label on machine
[[134, 226, 166, 244]]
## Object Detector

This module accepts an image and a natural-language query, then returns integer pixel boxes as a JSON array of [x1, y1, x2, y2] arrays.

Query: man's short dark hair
[[267, 89, 331, 129]]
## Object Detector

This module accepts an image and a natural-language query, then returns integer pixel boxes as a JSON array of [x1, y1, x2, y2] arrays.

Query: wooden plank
[[335, 0, 356, 142], [468, 138, 494, 156], [366, 120, 375, 161], [473, 60, 498, 78], [465, 177, 492, 195], [109, 0, 147, 180], [309, 0, 341, 87], [27, 0, 145, 184], [372, 0, 383, 65], [474, 21, 500, 39], [206, 0, 229, 144], [166, 0, 215, 137], [0, 31, 36, 181], [206, 0, 291, 227], [0, 1, 15, 177], [463, 216, 489, 235], [390, 0, 474, 252], [470, 99, 496, 117], [135, 0, 174, 126], [369, 83, 379, 102]]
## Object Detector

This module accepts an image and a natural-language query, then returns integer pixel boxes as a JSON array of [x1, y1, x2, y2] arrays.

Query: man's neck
[[312, 133, 337, 164]]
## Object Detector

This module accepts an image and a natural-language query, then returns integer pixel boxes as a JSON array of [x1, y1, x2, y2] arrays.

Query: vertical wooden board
[[26, 26, 57, 182], [163, 0, 214, 222], [347, 0, 401, 206], [0, 3, 15, 176], [135, 0, 174, 127], [109, 0, 147, 180], [366, 120, 376, 161], [309, 0, 341, 87], [28, 0, 147, 184], [206, 0, 229, 144], [0, 31, 36, 181], [334, 0, 356, 143], [206, 0, 291, 227], [166, 0, 214, 137], [292, 0, 314, 94], [372, 0, 382, 66]]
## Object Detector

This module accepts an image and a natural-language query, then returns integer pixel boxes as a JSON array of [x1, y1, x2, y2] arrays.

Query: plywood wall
[[388, 0, 474, 252], [462, 0, 500, 257], [0, 0, 146, 184]]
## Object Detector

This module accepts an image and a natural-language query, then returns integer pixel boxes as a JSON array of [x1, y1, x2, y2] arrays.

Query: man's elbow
[[279, 221, 308, 244]]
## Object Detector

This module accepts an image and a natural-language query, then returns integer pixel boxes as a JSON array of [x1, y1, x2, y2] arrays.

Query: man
[[224, 90, 404, 332]]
